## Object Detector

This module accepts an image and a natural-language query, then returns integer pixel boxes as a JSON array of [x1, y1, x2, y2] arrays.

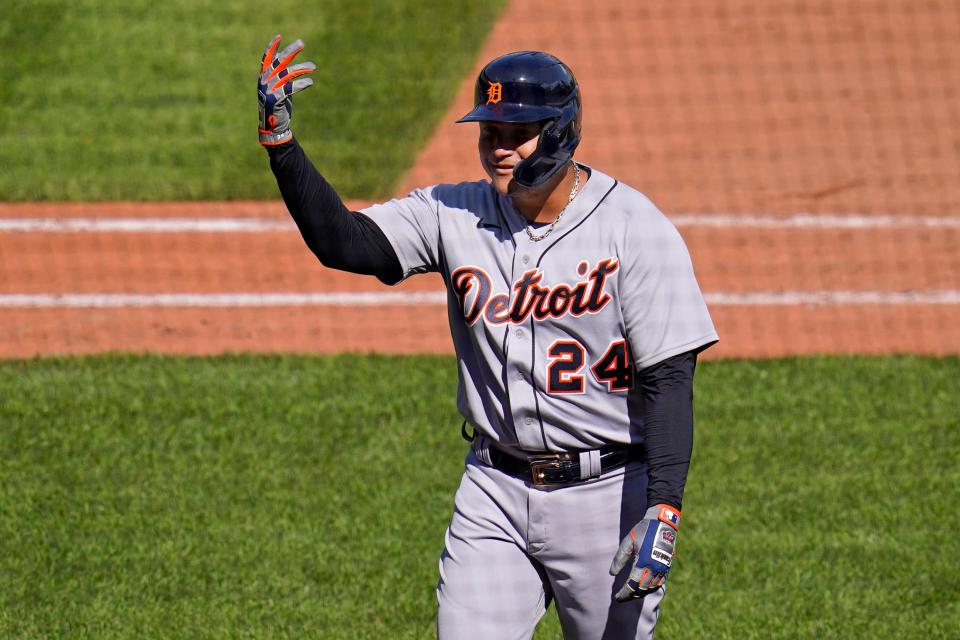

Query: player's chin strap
[[513, 103, 581, 189]]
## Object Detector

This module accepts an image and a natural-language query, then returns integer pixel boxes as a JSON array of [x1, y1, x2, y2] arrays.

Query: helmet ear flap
[[513, 103, 581, 189]]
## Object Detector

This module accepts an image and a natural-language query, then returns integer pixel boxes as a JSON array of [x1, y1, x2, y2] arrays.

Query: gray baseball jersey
[[362, 165, 717, 453]]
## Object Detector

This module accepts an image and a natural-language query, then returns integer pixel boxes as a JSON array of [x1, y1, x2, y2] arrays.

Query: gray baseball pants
[[436, 445, 665, 639]]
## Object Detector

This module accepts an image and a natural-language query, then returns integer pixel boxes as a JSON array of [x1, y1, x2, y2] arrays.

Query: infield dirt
[[2, 1, 958, 358]]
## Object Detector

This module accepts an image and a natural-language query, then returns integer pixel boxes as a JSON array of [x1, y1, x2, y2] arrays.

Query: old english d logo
[[486, 81, 503, 105]]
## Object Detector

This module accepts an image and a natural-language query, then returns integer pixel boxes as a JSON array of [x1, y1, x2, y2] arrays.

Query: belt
[[485, 444, 642, 486]]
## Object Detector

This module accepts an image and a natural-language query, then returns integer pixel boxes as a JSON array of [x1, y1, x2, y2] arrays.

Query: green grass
[[1, 355, 958, 638], [0, 0, 505, 201]]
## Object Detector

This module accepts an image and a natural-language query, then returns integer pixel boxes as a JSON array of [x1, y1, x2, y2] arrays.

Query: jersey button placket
[[506, 312, 541, 449], [507, 239, 544, 450]]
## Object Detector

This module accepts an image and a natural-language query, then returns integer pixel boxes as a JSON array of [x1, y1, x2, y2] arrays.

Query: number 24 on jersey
[[547, 339, 633, 394]]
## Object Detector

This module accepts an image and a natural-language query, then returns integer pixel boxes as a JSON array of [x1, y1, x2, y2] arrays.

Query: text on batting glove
[[609, 504, 681, 602], [258, 34, 316, 146]]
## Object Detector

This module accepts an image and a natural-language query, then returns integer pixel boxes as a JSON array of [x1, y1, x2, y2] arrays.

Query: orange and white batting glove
[[258, 34, 316, 146], [609, 504, 681, 602]]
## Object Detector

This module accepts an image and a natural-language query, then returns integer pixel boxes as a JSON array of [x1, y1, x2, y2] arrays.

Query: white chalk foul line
[[0, 218, 293, 232], [705, 290, 960, 305], [0, 291, 958, 308], [0, 292, 448, 308], [1, 214, 959, 232], [670, 213, 960, 229]]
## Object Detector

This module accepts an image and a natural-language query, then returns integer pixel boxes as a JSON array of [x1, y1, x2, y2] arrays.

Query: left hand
[[609, 504, 681, 602], [258, 34, 316, 146]]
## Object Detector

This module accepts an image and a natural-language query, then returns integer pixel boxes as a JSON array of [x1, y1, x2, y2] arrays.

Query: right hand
[[258, 34, 316, 146], [609, 504, 681, 602]]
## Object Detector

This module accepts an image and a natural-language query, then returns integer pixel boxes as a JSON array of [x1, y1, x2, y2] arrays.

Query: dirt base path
[[402, 1, 960, 216], [2, 1, 958, 359]]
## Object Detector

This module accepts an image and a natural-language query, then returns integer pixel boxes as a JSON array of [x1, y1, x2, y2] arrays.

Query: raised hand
[[258, 34, 316, 146]]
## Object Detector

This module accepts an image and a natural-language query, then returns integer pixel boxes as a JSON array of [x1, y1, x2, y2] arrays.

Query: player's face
[[478, 121, 542, 194]]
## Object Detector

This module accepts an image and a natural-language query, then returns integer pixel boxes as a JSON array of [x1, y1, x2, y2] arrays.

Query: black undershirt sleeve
[[638, 349, 699, 511], [267, 139, 404, 285]]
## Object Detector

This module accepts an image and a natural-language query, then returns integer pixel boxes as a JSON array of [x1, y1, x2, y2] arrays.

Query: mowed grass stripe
[[0, 355, 957, 639], [0, 1, 506, 201]]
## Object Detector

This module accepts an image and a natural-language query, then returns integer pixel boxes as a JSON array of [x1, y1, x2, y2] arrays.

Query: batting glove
[[609, 504, 681, 602], [258, 34, 316, 146]]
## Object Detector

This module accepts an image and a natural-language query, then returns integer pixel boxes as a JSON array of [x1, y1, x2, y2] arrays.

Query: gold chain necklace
[[525, 163, 581, 242]]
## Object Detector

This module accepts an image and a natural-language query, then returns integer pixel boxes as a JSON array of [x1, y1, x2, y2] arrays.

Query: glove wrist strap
[[645, 503, 682, 531], [259, 129, 293, 146]]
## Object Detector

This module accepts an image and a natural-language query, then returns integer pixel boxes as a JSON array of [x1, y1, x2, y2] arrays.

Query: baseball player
[[259, 36, 718, 639]]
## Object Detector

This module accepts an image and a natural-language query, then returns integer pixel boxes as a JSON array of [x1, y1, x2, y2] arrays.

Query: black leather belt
[[486, 445, 642, 486]]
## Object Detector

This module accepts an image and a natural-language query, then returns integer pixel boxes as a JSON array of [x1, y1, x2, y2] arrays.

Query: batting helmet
[[457, 51, 582, 189]]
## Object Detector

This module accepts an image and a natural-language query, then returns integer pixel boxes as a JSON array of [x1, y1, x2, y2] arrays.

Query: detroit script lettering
[[452, 258, 619, 326]]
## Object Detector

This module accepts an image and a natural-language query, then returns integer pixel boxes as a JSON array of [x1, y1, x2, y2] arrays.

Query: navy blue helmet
[[458, 51, 582, 189]]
